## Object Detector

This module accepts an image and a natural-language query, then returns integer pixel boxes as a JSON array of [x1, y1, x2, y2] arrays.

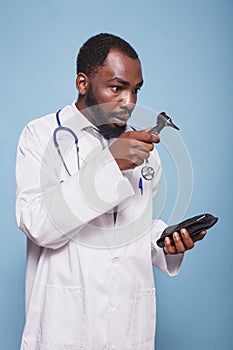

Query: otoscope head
[[149, 112, 180, 135], [158, 112, 179, 130]]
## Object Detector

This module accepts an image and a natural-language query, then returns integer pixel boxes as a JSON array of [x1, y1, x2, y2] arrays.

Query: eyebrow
[[108, 77, 144, 88]]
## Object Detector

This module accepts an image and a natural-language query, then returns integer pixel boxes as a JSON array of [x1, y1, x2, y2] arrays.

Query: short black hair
[[76, 33, 139, 76]]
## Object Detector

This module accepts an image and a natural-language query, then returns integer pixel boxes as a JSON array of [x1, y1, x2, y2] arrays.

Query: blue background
[[1, 0, 232, 349]]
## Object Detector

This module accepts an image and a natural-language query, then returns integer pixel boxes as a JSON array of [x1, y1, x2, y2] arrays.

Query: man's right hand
[[109, 130, 160, 171]]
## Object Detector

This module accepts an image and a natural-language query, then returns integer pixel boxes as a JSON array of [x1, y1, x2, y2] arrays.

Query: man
[[16, 33, 206, 349]]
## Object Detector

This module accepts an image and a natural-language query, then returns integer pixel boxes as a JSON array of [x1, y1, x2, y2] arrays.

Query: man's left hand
[[164, 229, 206, 254]]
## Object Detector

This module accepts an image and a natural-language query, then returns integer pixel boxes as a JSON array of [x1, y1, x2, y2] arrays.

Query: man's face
[[83, 49, 143, 139]]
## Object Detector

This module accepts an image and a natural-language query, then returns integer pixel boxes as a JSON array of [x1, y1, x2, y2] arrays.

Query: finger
[[135, 140, 154, 152], [125, 130, 160, 144], [126, 138, 154, 154], [124, 149, 151, 167], [192, 230, 206, 242], [127, 143, 150, 160], [116, 138, 153, 155], [164, 237, 177, 254], [173, 232, 186, 253], [140, 130, 160, 143], [180, 228, 194, 250]]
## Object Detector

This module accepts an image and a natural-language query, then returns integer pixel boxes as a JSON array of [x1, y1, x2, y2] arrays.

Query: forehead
[[93, 49, 143, 84]]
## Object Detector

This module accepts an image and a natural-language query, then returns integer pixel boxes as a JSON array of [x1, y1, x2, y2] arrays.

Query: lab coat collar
[[70, 101, 97, 131]]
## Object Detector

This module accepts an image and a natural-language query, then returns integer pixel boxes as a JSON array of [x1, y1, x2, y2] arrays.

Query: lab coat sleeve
[[150, 149, 184, 276], [151, 219, 184, 276], [16, 122, 135, 250]]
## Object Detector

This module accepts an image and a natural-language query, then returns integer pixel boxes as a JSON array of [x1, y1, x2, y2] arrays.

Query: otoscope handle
[[149, 123, 163, 135]]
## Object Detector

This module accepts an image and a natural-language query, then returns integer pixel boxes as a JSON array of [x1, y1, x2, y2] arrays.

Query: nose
[[119, 91, 136, 110]]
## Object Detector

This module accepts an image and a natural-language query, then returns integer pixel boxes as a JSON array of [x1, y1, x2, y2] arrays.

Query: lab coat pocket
[[40, 285, 86, 348], [132, 288, 156, 346]]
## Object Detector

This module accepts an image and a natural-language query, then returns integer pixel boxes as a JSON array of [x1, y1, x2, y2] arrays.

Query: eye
[[111, 86, 123, 92], [133, 87, 141, 94]]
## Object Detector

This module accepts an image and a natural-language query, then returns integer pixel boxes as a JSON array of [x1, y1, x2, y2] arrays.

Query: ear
[[76, 73, 89, 95]]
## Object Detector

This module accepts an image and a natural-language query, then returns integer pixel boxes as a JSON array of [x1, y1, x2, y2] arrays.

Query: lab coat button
[[112, 257, 119, 263], [111, 305, 116, 311]]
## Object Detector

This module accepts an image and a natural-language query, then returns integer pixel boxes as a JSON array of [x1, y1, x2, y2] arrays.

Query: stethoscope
[[53, 109, 179, 181], [53, 110, 80, 176]]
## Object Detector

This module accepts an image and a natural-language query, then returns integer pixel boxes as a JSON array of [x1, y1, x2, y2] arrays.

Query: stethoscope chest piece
[[141, 165, 155, 181]]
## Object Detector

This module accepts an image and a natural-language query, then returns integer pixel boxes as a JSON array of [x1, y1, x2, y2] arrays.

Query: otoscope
[[149, 112, 179, 135], [140, 112, 179, 181]]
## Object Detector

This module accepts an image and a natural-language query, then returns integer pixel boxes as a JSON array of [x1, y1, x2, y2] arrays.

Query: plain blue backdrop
[[0, 0, 232, 349]]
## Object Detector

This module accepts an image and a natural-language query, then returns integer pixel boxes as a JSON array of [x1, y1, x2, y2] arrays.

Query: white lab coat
[[16, 102, 183, 350]]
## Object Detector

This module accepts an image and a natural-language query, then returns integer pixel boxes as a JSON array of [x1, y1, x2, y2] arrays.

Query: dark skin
[[75, 49, 206, 254]]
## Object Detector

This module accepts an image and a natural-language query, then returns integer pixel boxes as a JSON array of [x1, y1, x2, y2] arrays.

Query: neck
[[75, 98, 95, 125]]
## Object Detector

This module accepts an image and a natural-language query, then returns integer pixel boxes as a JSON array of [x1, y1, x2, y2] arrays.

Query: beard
[[85, 86, 127, 140]]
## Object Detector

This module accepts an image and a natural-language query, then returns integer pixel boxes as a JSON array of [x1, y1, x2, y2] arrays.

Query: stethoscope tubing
[[53, 110, 80, 176], [53, 109, 154, 180]]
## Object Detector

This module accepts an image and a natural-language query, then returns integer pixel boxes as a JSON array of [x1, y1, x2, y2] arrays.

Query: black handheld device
[[156, 213, 218, 248]]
